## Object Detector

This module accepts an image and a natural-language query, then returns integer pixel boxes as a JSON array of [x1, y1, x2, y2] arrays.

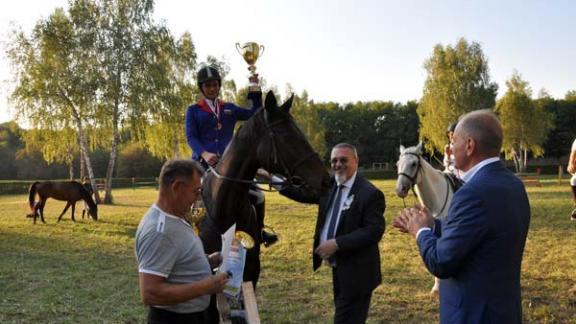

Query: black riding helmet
[[197, 66, 221, 89]]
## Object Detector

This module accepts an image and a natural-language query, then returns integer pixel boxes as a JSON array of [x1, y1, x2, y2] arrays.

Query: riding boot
[[254, 201, 278, 247]]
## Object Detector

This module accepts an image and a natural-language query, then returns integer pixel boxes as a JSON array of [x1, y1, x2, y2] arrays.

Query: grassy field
[[0, 180, 575, 323]]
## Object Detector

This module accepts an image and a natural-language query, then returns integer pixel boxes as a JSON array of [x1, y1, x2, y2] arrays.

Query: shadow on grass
[[0, 231, 144, 324]]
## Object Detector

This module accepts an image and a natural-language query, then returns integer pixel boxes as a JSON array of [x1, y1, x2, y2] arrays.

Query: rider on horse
[[185, 65, 278, 247]]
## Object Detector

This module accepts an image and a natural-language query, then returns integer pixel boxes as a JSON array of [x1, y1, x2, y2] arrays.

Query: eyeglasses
[[331, 157, 349, 164]]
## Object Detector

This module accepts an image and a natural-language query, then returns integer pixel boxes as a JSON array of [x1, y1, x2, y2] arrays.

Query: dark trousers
[[148, 306, 207, 324], [332, 270, 373, 324]]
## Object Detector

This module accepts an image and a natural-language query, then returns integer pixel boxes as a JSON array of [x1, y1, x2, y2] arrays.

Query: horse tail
[[28, 182, 39, 211]]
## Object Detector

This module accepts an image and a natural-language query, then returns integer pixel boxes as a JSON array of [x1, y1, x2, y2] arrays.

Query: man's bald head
[[457, 110, 503, 158]]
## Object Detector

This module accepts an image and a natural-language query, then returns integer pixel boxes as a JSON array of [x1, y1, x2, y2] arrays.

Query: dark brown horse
[[27, 181, 98, 224], [199, 91, 330, 287]]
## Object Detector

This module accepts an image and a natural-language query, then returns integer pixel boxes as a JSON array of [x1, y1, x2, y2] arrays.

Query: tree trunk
[[69, 162, 74, 180], [68, 99, 101, 203], [522, 148, 528, 174], [80, 145, 86, 180], [103, 102, 120, 205], [173, 136, 180, 159]]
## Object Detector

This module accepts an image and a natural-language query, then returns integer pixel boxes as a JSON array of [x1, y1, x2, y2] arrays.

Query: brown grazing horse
[[27, 181, 98, 224]]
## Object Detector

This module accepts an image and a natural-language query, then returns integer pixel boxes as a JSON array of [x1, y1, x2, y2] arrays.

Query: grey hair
[[333, 143, 359, 160], [159, 159, 204, 188], [457, 110, 503, 156]]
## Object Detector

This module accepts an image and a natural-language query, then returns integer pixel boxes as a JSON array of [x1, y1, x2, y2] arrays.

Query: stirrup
[[261, 226, 278, 247]]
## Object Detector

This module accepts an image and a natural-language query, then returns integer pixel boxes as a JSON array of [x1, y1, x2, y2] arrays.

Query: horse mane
[[76, 181, 97, 210]]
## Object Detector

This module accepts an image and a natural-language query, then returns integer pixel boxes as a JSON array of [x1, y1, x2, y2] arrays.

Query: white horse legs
[[430, 277, 440, 294]]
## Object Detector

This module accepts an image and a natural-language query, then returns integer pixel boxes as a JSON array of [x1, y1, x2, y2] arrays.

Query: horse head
[[87, 203, 98, 221], [395, 142, 423, 198], [255, 91, 331, 197]]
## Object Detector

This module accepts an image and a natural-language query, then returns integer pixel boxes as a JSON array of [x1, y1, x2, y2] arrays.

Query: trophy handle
[[259, 45, 265, 56], [235, 43, 242, 55]]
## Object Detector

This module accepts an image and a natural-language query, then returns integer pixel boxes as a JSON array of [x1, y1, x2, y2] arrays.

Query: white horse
[[395, 142, 462, 293]]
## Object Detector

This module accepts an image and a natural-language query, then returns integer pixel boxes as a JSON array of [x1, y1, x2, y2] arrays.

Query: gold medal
[[216, 122, 222, 130]]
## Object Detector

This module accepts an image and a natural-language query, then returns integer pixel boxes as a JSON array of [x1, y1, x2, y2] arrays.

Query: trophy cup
[[235, 42, 264, 91]]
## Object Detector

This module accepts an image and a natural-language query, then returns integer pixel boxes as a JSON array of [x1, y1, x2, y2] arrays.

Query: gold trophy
[[235, 42, 264, 91]]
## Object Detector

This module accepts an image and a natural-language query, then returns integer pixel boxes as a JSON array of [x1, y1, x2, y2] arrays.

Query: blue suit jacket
[[417, 161, 530, 324]]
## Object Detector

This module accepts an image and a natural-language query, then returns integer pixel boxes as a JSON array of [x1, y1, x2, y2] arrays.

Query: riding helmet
[[197, 66, 221, 88]]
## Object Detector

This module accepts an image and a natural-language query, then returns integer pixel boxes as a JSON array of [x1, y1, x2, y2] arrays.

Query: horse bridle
[[398, 152, 422, 186], [397, 151, 451, 216], [208, 112, 320, 191]]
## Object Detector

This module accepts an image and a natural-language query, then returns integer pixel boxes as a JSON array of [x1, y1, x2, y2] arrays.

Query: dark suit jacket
[[282, 174, 386, 297], [417, 161, 530, 324]]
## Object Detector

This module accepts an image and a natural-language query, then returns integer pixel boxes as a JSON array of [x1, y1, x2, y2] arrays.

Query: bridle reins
[[398, 151, 451, 216], [208, 112, 319, 191]]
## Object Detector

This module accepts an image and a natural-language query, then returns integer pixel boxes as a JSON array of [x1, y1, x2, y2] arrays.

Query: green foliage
[[418, 38, 498, 152], [540, 98, 576, 158], [565, 89, 576, 101], [286, 88, 326, 158], [318, 100, 419, 166], [0, 122, 24, 179], [116, 142, 163, 177], [496, 72, 553, 172]]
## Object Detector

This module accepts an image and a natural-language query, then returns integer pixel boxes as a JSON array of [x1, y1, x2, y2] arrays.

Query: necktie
[[326, 185, 343, 239]]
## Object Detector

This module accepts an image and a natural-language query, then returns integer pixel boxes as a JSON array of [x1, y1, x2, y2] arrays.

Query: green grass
[[1, 181, 575, 323]]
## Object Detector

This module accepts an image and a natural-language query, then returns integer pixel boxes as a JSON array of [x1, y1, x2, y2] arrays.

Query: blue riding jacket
[[185, 91, 262, 165]]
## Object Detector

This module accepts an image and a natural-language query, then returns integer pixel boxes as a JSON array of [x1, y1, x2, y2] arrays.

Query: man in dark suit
[[281, 143, 385, 324], [394, 110, 530, 324]]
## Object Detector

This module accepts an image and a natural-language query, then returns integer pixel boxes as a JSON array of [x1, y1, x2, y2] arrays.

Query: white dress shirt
[[320, 172, 357, 244]]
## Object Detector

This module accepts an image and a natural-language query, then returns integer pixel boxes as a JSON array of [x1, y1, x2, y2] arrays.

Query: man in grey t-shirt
[[135, 159, 228, 324]]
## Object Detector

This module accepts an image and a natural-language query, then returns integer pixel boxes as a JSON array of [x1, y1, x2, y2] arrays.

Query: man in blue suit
[[394, 110, 530, 324]]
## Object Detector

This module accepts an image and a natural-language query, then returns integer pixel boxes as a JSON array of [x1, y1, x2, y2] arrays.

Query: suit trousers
[[332, 269, 372, 324]]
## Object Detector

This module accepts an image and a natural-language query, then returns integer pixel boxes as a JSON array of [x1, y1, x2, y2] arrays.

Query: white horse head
[[395, 142, 424, 198]]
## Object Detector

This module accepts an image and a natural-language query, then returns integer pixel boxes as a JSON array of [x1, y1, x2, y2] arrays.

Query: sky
[[1, 0, 575, 123]]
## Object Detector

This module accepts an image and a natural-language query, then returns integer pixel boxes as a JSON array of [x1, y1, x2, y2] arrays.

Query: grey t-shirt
[[135, 204, 211, 313]]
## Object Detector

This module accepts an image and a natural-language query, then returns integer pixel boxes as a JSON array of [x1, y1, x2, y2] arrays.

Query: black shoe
[[262, 230, 278, 247]]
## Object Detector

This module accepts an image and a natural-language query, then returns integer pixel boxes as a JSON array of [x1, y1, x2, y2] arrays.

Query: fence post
[[132, 177, 135, 191], [558, 165, 563, 184]]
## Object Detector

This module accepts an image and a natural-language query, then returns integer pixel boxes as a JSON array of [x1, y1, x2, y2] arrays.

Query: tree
[[418, 38, 498, 153], [0, 122, 24, 179], [116, 142, 162, 177], [24, 128, 79, 179], [144, 32, 197, 160], [7, 2, 102, 201], [285, 87, 326, 158], [565, 90, 576, 101], [496, 72, 553, 173], [93, 0, 186, 203]]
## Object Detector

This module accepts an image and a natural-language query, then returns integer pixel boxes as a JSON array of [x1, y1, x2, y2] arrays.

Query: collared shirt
[[320, 172, 357, 244], [460, 156, 501, 183], [416, 156, 501, 240]]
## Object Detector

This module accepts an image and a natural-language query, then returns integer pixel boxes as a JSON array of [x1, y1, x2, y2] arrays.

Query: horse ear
[[281, 94, 294, 113], [264, 91, 278, 113], [399, 145, 405, 153], [416, 141, 423, 152]]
